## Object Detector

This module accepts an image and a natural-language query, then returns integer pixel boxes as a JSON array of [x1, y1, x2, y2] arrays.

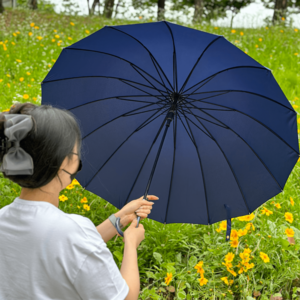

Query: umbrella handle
[[115, 217, 124, 237]]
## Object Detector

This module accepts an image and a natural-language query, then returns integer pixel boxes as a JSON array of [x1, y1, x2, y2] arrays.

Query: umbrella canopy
[[41, 21, 299, 242]]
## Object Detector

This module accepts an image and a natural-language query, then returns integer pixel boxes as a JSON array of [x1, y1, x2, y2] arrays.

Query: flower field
[[0, 7, 300, 300]]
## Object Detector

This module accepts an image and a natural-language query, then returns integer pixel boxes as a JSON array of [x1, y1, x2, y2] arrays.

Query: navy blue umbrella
[[41, 21, 299, 242]]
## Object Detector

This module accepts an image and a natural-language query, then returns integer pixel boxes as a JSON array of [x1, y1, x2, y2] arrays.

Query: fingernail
[[150, 202, 154, 204]]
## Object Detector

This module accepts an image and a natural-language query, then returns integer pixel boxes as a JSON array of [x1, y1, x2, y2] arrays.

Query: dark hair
[[0, 102, 83, 193]]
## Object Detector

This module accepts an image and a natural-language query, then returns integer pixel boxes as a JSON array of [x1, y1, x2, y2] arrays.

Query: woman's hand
[[117, 195, 159, 236]]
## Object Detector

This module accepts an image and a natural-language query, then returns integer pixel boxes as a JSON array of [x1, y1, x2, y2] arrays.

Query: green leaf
[[246, 297, 256, 300], [177, 290, 186, 299], [203, 234, 211, 244], [176, 252, 182, 263], [188, 255, 198, 267], [145, 271, 156, 279], [153, 252, 162, 264], [113, 250, 123, 262]]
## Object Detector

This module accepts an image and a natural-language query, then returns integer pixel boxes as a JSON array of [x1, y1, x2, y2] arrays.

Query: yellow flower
[[85, 30, 90, 34], [240, 32, 244, 36], [139, 16, 142, 19], [220, 220, 227, 230], [70, 22, 75, 26], [221, 277, 229, 285], [57, 43, 61, 46], [280, 30, 284, 33], [225, 252, 235, 262], [77, 206, 81, 209], [198, 277, 208, 286], [295, 28, 299, 32], [54, 34, 60, 39], [274, 203, 281, 209], [227, 268, 237, 277], [23, 94, 29, 99], [230, 239, 239, 248], [214, 27, 218, 29], [31, 78, 34, 81], [261, 207, 273, 216], [36, 36, 43, 41], [255, 45, 259, 48], [298, 117, 300, 123], [34, 26, 39, 29], [243, 248, 252, 254], [80, 197, 88, 203], [164, 272, 172, 285], [0, 79, 3, 83], [59, 195, 68, 202], [30, 22, 35, 27], [11, 41, 15, 45], [33, 97, 37, 101], [19, 77, 24, 82], [26, 71, 31, 75], [28, 32, 33, 36], [245, 222, 255, 231], [293, 105, 299, 109], [27, 84, 31, 87], [285, 228, 294, 237], [260, 252, 270, 263], [290, 197, 294, 206], [259, 38, 262, 41], [230, 229, 239, 240], [66, 184, 74, 190], [285, 212, 293, 223], [6, 74, 11, 77], [68, 37, 72, 40], [194, 261, 204, 274], [265, 27, 269, 29], [216, 227, 221, 232], [7, 83, 10, 88], [72, 179, 80, 185], [281, 17, 285, 21], [231, 29, 236, 33], [52, 39, 56, 42], [83, 204, 90, 211], [12, 32, 17, 37], [48, 64, 51, 68], [295, 53, 299, 56], [16, 59, 22, 63]]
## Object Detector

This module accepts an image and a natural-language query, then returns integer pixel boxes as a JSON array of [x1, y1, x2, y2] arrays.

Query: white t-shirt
[[0, 197, 129, 300]]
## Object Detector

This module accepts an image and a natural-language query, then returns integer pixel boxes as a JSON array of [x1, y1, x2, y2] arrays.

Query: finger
[[141, 195, 159, 201]]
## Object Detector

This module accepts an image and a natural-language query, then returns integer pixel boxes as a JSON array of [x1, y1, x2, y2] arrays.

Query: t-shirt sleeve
[[73, 241, 129, 300]]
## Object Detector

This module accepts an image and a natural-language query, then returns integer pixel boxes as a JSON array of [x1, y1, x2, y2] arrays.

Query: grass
[[0, 6, 300, 300]]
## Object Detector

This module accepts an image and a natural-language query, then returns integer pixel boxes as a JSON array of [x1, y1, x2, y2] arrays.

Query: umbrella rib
[[181, 101, 252, 214], [65, 47, 170, 92], [149, 55, 174, 93], [179, 107, 229, 129], [184, 97, 299, 155], [43, 75, 168, 95], [182, 65, 270, 95], [82, 100, 168, 140], [182, 99, 285, 191], [163, 21, 178, 92], [123, 106, 174, 206], [130, 64, 171, 97], [107, 27, 174, 91], [117, 77, 170, 100], [164, 109, 177, 224], [67, 96, 168, 111], [84, 105, 171, 190], [175, 109, 211, 224], [177, 108, 215, 139], [178, 36, 223, 94], [185, 90, 295, 113]]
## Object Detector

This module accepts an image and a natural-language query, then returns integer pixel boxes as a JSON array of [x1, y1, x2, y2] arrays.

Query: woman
[[0, 102, 159, 300]]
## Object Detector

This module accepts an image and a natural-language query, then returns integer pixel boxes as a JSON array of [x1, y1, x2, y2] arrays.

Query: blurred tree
[[261, 0, 300, 26], [0, 0, 4, 13], [87, 0, 100, 15], [131, 0, 166, 21], [172, 0, 255, 27], [28, 0, 38, 9], [103, 0, 114, 17]]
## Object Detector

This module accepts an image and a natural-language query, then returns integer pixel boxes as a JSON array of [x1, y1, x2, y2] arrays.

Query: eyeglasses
[[71, 152, 82, 173]]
